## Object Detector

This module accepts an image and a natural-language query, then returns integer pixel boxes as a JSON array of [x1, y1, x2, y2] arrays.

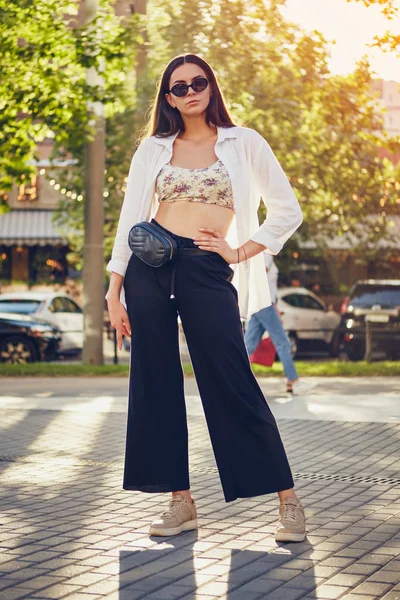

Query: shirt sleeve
[[263, 252, 273, 270], [249, 130, 303, 254], [105, 139, 149, 277]]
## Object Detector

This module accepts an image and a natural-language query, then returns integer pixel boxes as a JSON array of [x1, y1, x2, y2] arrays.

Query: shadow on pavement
[[119, 535, 317, 599]]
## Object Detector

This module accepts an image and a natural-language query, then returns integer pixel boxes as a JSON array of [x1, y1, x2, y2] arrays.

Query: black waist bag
[[128, 221, 178, 267]]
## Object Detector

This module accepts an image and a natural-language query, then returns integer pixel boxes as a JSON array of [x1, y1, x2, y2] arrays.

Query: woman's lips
[[186, 99, 199, 106]]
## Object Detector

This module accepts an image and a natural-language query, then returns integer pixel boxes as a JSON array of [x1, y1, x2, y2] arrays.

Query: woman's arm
[[193, 230, 266, 263], [105, 272, 124, 302], [248, 130, 303, 254], [105, 271, 131, 350], [105, 138, 150, 288], [193, 130, 302, 263]]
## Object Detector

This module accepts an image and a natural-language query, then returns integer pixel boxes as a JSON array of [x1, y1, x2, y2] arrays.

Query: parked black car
[[340, 280, 400, 361], [0, 312, 62, 364]]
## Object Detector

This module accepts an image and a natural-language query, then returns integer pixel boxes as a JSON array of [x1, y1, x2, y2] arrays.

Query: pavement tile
[[350, 581, 393, 596], [192, 580, 232, 596], [28, 583, 83, 598], [258, 567, 303, 581], [359, 553, 395, 565], [334, 596, 378, 600], [52, 596, 104, 600], [342, 562, 380, 576], [277, 573, 326, 591], [384, 559, 400, 570], [1, 390, 400, 600], [219, 591, 264, 600], [273, 558, 316, 571], [368, 570, 400, 584], [319, 557, 356, 568], [334, 548, 370, 559], [1, 567, 53, 581], [296, 549, 333, 561], [0, 579, 30, 592], [20, 551, 64, 563], [323, 573, 365, 587], [374, 546, 400, 556], [180, 596, 221, 600], [144, 584, 197, 599], [8, 576, 66, 591], [200, 563, 232, 577], [0, 554, 24, 565], [82, 578, 121, 595], [257, 585, 308, 600], [65, 573, 109, 587], [1, 590, 33, 600], [109, 590, 145, 600], [89, 562, 120, 575], [314, 584, 352, 598], [231, 577, 283, 594], [174, 573, 217, 587]]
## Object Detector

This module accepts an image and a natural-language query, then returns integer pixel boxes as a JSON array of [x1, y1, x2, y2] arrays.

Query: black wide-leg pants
[[123, 222, 294, 502]]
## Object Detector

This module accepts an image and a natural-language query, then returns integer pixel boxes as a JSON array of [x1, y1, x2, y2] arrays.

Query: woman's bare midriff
[[154, 201, 234, 239]]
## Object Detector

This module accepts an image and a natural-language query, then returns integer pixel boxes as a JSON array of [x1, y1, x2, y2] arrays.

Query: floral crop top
[[156, 160, 235, 212]]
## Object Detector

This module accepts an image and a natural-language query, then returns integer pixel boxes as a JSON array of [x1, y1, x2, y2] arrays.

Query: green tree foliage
[[48, 0, 400, 271], [0, 0, 139, 209], [53, 107, 138, 272]]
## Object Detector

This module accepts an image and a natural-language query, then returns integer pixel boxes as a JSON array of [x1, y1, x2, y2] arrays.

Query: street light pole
[[82, 0, 105, 365]]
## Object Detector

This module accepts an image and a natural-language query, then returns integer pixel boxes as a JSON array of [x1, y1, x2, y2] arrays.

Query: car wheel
[[288, 332, 298, 357], [0, 336, 39, 364], [346, 344, 365, 362]]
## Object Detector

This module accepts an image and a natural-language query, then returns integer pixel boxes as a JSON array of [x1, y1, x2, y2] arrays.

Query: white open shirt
[[106, 125, 303, 320]]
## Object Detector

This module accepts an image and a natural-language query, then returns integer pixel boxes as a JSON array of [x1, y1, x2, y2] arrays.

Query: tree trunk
[[82, 0, 105, 365]]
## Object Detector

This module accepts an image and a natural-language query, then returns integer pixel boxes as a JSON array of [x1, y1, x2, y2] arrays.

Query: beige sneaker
[[275, 497, 306, 542], [149, 494, 198, 537]]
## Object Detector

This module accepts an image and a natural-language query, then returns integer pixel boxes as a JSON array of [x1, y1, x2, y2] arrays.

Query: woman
[[106, 54, 306, 542]]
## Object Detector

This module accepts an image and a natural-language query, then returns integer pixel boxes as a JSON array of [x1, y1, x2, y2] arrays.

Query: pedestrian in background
[[106, 54, 306, 542], [245, 253, 316, 395]]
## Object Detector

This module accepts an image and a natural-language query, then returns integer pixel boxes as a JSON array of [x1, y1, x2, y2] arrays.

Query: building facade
[[372, 78, 400, 163], [0, 140, 73, 286]]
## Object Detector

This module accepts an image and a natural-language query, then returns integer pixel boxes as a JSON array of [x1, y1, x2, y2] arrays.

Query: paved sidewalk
[[0, 377, 399, 600]]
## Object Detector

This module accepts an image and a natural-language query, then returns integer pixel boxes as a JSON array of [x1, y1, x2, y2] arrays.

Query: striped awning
[[0, 209, 69, 247]]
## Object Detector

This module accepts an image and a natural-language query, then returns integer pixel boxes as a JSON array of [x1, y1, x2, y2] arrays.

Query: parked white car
[[0, 292, 83, 355], [276, 287, 341, 356]]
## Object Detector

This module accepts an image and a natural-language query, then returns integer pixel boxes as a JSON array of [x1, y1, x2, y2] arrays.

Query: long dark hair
[[144, 54, 235, 138]]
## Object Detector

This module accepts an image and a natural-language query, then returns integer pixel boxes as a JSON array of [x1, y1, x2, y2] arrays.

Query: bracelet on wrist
[[235, 245, 249, 265]]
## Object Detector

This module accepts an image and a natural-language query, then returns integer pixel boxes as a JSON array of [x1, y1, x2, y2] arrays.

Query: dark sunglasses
[[169, 77, 209, 98]]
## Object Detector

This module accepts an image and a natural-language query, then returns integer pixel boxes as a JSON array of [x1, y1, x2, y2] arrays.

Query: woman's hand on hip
[[106, 298, 131, 350], [193, 228, 236, 264]]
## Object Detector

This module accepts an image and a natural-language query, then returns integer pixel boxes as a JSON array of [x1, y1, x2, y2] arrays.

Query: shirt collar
[[153, 125, 237, 149]]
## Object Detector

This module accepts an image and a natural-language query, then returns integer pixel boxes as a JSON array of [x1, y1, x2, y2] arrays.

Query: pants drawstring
[[170, 262, 176, 300]]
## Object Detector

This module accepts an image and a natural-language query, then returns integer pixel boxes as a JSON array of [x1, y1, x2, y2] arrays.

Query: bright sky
[[282, 0, 400, 81]]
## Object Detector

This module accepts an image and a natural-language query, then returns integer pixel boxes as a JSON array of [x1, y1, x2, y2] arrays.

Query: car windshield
[[350, 285, 400, 309], [0, 300, 42, 315]]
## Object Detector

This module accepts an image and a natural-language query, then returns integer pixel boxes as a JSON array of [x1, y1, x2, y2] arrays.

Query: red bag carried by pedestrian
[[249, 336, 276, 367]]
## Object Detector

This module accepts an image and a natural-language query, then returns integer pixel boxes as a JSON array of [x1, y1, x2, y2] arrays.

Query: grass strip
[[1, 360, 400, 377]]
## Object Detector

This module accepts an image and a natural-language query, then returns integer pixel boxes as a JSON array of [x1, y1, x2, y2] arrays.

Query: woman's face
[[166, 62, 211, 118]]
